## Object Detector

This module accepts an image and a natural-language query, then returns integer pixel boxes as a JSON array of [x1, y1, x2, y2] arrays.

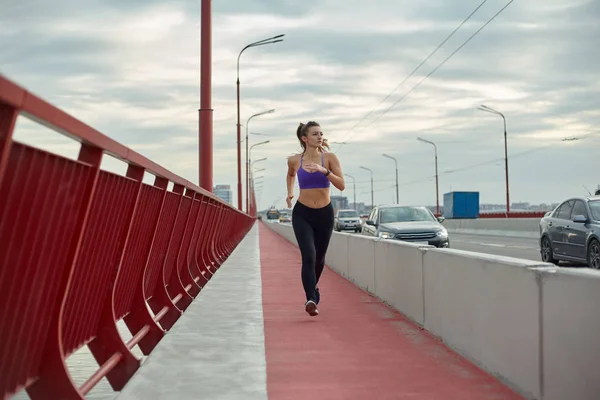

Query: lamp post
[[248, 140, 269, 215], [477, 104, 509, 213], [359, 166, 374, 210], [236, 34, 284, 211], [417, 137, 439, 215], [249, 140, 270, 170], [246, 109, 274, 212], [381, 154, 398, 204], [346, 174, 356, 210], [252, 157, 267, 168]]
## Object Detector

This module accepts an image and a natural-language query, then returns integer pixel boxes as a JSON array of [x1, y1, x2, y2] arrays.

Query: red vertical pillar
[[0, 102, 18, 189], [199, 0, 213, 192]]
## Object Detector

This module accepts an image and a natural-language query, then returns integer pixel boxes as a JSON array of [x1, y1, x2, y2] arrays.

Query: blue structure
[[443, 191, 479, 219]]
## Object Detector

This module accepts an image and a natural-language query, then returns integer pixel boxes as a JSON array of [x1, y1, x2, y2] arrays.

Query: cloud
[[1, 0, 599, 212]]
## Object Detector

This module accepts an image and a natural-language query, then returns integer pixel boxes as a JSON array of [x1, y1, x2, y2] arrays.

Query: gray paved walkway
[[117, 224, 267, 400]]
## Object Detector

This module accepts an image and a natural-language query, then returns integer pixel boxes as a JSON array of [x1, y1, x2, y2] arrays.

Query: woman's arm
[[286, 157, 297, 206], [325, 153, 345, 191]]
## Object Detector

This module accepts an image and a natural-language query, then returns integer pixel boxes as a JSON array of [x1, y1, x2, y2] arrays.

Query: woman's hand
[[286, 194, 293, 208], [303, 162, 327, 174]]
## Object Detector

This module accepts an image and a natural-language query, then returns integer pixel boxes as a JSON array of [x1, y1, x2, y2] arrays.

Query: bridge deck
[[117, 222, 523, 399]]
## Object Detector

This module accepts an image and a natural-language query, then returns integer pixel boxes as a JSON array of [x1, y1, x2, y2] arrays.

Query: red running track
[[259, 223, 524, 400]]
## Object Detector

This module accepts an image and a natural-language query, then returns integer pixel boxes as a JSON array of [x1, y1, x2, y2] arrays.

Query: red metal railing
[[479, 211, 548, 218], [0, 75, 254, 399]]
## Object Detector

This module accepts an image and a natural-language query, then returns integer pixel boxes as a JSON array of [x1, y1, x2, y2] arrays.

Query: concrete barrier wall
[[422, 249, 543, 398], [346, 235, 376, 293], [443, 218, 540, 238], [540, 268, 600, 400], [262, 221, 600, 400], [325, 232, 350, 278], [374, 239, 426, 325]]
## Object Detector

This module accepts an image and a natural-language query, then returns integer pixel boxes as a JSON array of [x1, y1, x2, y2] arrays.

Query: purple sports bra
[[297, 152, 331, 189]]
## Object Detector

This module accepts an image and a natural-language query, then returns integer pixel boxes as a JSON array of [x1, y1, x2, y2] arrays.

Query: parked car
[[279, 213, 291, 223], [539, 195, 600, 269], [361, 205, 449, 248], [334, 209, 362, 232]]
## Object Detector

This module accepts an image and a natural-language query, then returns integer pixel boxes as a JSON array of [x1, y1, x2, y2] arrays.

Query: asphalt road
[[449, 233, 542, 262], [447, 232, 588, 267]]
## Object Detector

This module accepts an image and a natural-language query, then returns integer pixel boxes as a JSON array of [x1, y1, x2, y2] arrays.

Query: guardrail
[[0, 76, 254, 399], [264, 221, 600, 400], [479, 211, 548, 218]]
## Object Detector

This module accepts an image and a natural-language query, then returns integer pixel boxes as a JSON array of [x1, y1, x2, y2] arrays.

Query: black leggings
[[292, 201, 334, 303]]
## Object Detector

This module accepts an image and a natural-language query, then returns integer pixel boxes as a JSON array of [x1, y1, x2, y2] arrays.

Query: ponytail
[[296, 123, 306, 151]]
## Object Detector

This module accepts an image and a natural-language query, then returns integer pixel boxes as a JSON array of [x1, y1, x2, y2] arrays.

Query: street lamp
[[346, 174, 356, 210], [477, 104, 509, 213], [252, 157, 267, 167], [246, 109, 275, 212], [381, 154, 399, 204], [249, 140, 270, 168], [417, 137, 439, 215], [249, 141, 269, 213], [359, 166, 374, 210], [248, 141, 269, 214], [236, 34, 284, 211]]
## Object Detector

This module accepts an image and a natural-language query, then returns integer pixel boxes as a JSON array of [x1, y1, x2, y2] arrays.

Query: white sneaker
[[305, 300, 318, 316]]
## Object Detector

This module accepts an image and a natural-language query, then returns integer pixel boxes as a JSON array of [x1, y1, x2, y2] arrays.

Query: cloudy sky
[[2, 0, 599, 211]]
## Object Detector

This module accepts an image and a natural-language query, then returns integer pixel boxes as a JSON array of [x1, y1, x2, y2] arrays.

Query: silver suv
[[334, 209, 362, 233]]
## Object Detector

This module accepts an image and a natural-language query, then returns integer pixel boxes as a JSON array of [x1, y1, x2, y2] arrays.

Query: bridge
[[2, 75, 599, 400]]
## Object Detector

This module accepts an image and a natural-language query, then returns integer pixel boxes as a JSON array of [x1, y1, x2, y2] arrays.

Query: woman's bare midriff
[[297, 188, 330, 209]]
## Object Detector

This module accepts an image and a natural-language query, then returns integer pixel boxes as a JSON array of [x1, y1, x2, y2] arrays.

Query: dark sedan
[[361, 205, 449, 248], [539, 195, 600, 269]]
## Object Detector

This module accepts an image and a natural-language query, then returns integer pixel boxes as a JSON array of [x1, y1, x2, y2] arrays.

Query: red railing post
[[123, 176, 170, 354], [169, 190, 202, 299], [191, 196, 210, 288], [149, 183, 187, 331], [0, 102, 18, 188], [164, 187, 196, 312], [86, 164, 146, 391], [27, 143, 103, 400], [201, 200, 219, 274]]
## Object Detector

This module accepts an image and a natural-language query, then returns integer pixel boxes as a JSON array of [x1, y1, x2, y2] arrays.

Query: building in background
[[349, 202, 371, 215], [330, 195, 349, 211], [213, 184, 232, 205]]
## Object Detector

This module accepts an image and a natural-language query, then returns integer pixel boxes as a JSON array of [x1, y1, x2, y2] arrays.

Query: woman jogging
[[286, 121, 345, 316]]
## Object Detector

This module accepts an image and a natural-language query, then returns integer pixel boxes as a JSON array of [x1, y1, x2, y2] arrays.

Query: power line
[[361, 0, 515, 130], [336, 0, 515, 150], [332, 0, 489, 152], [354, 129, 600, 195]]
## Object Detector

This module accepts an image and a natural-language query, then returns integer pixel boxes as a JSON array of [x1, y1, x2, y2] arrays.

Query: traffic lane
[[352, 230, 542, 260], [448, 232, 586, 267], [449, 233, 541, 262]]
